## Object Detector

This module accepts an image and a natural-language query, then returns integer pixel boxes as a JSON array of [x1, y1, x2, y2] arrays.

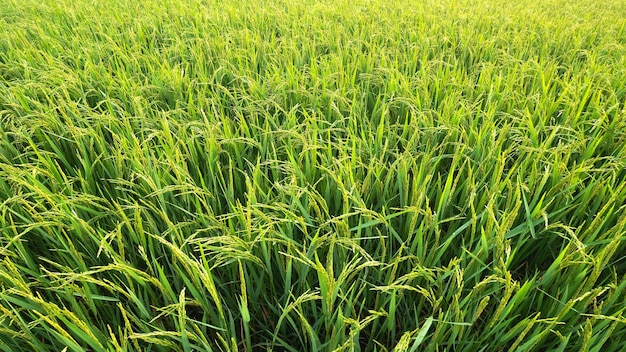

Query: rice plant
[[1, 0, 625, 350]]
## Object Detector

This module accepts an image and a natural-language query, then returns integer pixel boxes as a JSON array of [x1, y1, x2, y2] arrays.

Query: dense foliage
[[1, 0, 625, 350]]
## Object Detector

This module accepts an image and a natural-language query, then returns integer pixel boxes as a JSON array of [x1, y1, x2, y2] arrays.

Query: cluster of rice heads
[[1, 0, 625, 350]]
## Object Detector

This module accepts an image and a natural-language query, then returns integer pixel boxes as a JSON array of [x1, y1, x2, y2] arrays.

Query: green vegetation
[[1, 0, 625, 350]]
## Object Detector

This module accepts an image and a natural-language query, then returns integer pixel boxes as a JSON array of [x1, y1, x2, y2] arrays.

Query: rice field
[[1, 0, 625, 350]]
